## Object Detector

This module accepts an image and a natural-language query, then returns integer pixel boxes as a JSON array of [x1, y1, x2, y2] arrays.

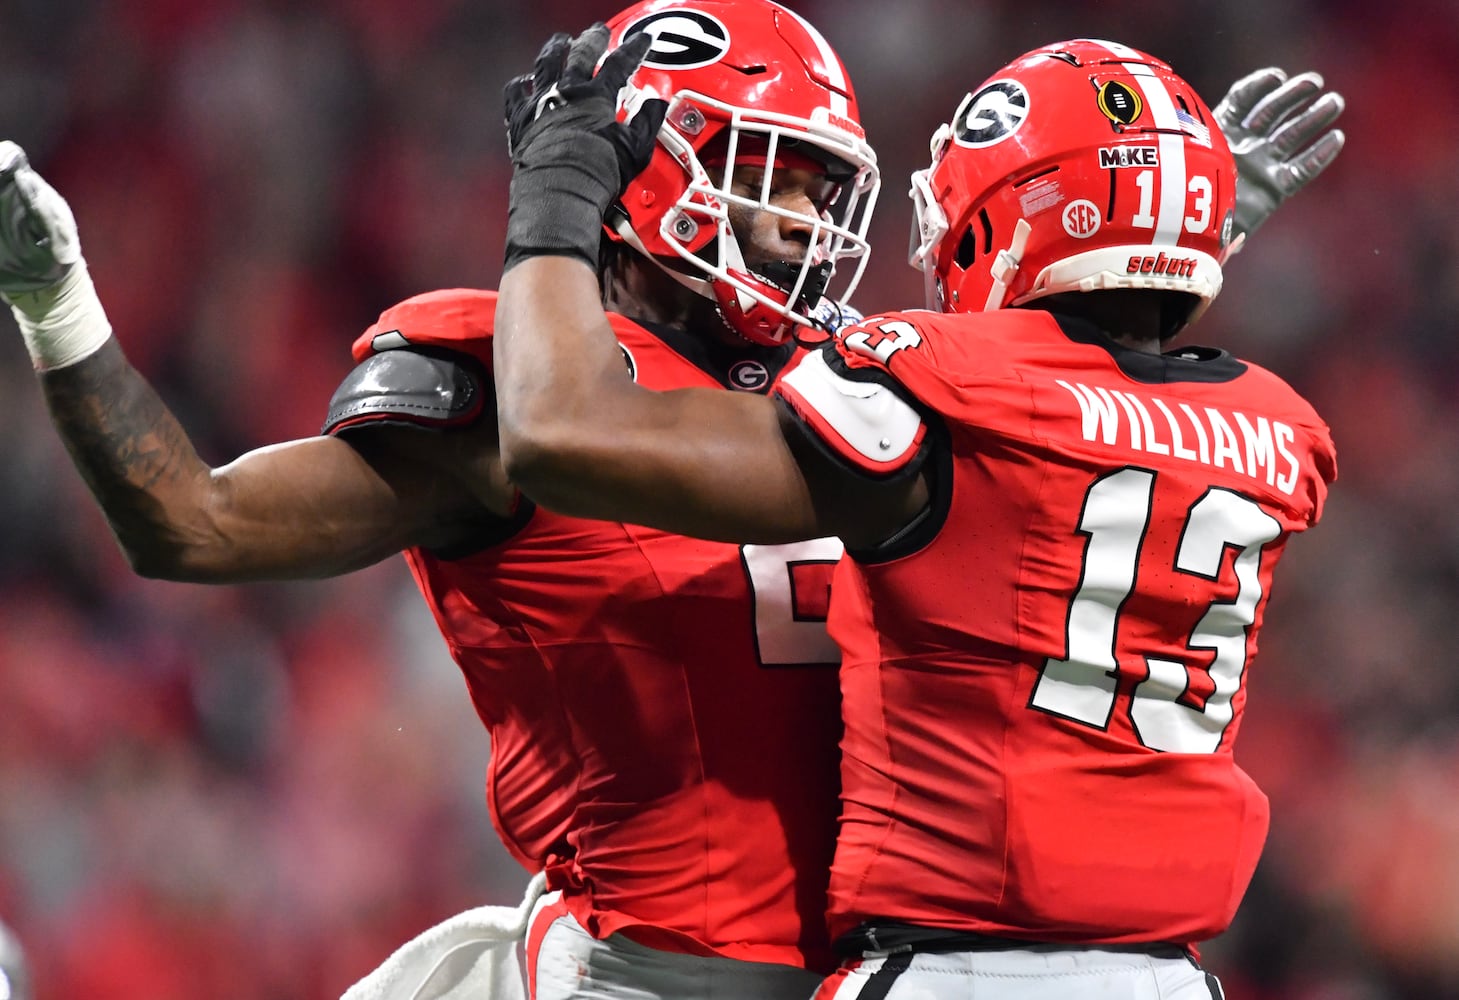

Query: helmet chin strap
[[983, 218, 1033, 312], [612, 215, 717, 300], [711, 259, 832, 346], [711, 231, 829, 345]]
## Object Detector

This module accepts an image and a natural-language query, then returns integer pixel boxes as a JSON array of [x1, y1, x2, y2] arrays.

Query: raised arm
[[497, 256, 822, 544], [493, 27, 920, 549], [1, 142, 504, 582]]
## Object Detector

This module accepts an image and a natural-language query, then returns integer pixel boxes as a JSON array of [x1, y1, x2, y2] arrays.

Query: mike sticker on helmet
[[623, 10, 732, 70], [952, 80, 1030, 148], [1098, 146, 1159, 168]]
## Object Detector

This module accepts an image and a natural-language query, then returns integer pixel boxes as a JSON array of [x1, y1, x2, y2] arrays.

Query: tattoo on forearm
[[38, 339, 203, 527]]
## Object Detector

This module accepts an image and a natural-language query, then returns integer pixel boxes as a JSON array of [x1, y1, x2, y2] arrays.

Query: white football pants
[[526, 889, 824, 1000], [813, 946, 1223, 1000]]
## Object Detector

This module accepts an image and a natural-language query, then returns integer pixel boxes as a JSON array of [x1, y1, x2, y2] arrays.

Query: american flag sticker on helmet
[[1176, 108, 1212, 147]]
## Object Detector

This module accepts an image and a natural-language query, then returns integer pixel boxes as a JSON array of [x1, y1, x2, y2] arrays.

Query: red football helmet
[[909, 39, 1238, 335], [605, 0, 880, 346]]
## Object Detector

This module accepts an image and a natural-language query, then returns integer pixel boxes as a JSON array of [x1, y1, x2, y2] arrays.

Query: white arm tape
[[5, 260, 113, 371]]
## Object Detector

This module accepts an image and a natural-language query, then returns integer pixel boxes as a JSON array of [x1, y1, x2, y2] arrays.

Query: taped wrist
[[4, 259, 112, 370], [504, 123, 619, 273]]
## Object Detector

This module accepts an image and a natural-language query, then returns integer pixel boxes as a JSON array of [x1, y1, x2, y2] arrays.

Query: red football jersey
[[776, 308, 1336, 947], [335, 290, 845, 970]]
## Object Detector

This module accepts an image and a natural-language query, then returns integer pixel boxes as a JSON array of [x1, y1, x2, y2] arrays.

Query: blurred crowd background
[[0, 0, 1455, 997]]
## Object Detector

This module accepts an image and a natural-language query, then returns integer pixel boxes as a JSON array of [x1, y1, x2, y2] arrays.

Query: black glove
[[503, 24, 668, 272]]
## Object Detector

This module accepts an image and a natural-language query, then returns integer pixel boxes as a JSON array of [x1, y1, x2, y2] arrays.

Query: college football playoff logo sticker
[[622, 10, 731, 70], [951, 80, 1030, 148], [1096, 80, 1143, 127]]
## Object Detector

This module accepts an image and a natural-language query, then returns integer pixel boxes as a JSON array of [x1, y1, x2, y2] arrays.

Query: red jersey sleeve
[[350, 288, 649, 369], [350, 288, 501, 367]]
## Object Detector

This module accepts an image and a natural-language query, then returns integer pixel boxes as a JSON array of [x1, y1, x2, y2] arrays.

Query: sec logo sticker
[[1062, 199, 1101, 239]]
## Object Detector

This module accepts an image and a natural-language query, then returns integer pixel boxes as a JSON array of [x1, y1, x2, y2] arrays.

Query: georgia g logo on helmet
[[622, 9, 732, 69], [952, 80, 1030, 148]]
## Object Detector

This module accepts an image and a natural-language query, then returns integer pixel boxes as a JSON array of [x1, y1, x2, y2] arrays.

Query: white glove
[[0, 140, 111, 369], [0, 140, 80, 292], [1214, 68, 1345, 241]]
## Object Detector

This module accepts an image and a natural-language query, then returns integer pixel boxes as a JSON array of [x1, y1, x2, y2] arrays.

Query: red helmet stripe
[[774, 2, 851, 118]]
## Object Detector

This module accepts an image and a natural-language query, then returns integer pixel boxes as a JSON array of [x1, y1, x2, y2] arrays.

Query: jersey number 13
[[1030, 467, 1281, 754]]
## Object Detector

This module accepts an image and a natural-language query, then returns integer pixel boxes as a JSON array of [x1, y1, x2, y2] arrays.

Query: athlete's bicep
[[506, 376, 826, 543], [196, 350, 515, 580], [198, 427, 490, 579]]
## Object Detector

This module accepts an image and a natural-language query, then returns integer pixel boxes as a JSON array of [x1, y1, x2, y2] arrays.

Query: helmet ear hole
[[953, 209, 995, 269], [954, 227, 980, 269]]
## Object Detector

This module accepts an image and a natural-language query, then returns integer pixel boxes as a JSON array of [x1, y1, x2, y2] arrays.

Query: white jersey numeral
[[742, 538, 843, 667], [1030, 468, 1281, 752], [843, 320, 922, 364]]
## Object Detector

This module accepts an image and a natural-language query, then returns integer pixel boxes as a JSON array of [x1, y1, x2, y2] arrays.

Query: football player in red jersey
[[495, 32, 1338, 1000], [0, 5, 1339, 997], [0, 4, 877, 997]]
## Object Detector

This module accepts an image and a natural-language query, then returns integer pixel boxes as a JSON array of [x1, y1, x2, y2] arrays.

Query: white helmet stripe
[[773, 2, 850, 118], [1084, 38, 1188, 247], [1082, 37, 1140, 58]]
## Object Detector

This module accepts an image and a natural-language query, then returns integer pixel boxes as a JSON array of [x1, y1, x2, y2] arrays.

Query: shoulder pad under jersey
[[323, 349, 485, 435], [349, 287, 650, 368], [350, 289, 501, 367], [775, 343, 927, 477]]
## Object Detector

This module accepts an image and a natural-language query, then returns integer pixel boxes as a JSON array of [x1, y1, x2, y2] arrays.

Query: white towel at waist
[[342, 872, 547, 1000]]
